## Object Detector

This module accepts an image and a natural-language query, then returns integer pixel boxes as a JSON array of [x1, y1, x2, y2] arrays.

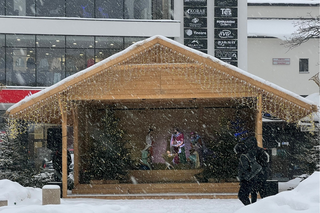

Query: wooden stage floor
[[69, 182, 240, 199]]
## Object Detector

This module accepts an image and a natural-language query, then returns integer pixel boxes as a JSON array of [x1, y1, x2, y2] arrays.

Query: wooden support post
[[255, 94, 263, 148], [58, 96, 68, 198], [73, 105, 79, 186]]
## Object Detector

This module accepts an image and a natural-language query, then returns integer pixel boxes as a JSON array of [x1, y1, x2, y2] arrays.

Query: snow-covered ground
[[0, 172, 318, 213]]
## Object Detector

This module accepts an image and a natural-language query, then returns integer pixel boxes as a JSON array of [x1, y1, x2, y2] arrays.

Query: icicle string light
[[7, 43, 316, 138]]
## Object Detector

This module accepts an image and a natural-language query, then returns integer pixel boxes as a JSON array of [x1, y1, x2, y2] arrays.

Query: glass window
[[66, 49, 94, 77], [299, 59, 309, 73], [95, 37, 123, 63], [95, 49, 120, 63], [36, 0, 65, 17], [66, 36, 94, 49], [6, 35, 35, 48], [6, 48, 36, 86], [36, 35, 65, 48], [37, 49, 65, 86], [0, 0, 5, 15], [95, 37, 123, 49], [152, 0, 173, 19], [0, 34, 4, 48], [66, 0, 94, 18], [95, 0, 123, 19], [6, 0, 35, 16], [124, 0, 151, 19], [124, 37, 146, 48]]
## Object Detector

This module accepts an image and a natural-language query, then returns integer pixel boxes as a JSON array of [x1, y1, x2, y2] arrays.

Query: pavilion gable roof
[[6, 35, 317, 123]]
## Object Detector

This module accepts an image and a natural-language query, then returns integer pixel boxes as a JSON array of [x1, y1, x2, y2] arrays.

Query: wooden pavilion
[[6, 35, 317, 199]]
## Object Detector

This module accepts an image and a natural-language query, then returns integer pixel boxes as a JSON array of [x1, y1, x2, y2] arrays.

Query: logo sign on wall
[[215, 29, 237, 39], [185, 39, 208, 49], [184, 7, 207, 17], [215, 50, 238, 60], [215, 40, 237, 49], [214, 0, 238, 66], [226, 61, 238, 66], [184, 17, 207, 28], [184, 0, 207, 52], [215, 0, 237, 6], [184, 0, 207, 6], [184, 29, 207, 38], [214, 7, 238, 17], [215, 19, 237, 28]]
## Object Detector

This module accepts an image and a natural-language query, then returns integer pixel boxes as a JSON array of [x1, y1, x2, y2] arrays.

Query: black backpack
[[256, 147, 270, 167], [241, 153, 262, 181]]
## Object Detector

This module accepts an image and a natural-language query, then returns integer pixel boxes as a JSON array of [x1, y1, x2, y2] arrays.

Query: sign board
[[184, 39, 208, 49], [215, 0, 237, 7], [224, 61, 238, 67], [214, 0, 238, 66], [215, 50, 238, 60], [215, 40, 237, 49], [273, 58, 290, 65], [184, 1, 207, 52], [184, 0, 207, 6], [215, 19, 237, 28], [184, 28, 207, 38], [214, 7, 238, 18], [184, 17, 207, 28], [198, 49, 207, 54], [215, 29, 237, 39], [0, 89, 41, 103], [184, 7, 207, 17]]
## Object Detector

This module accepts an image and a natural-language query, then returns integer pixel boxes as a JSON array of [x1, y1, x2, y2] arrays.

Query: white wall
[[173, 0, 184, 44], [0, 17, 180, 37], [248, 5, 320, 18], [248, 37, 319, 96], [238, 0, 248, 71]]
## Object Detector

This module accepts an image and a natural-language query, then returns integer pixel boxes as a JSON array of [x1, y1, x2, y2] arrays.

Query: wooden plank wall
[[72, 66, 248, 101]]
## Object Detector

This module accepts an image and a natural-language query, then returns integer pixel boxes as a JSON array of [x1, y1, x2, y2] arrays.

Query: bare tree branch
[[282, 14, 320, 50]]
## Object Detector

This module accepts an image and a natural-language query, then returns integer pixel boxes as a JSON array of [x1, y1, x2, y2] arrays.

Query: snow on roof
[[7, 35, 316, 113], [248, 19, 301, 40], [305, 93, 320, 106], [302, 93, 320, 122], [248, 0, 320, 4]]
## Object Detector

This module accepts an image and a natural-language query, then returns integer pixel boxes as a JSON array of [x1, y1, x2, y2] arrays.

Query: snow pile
[[279, 174, 309, 192], [235, 172, 320, 213], [0, 179, 42, 206], [0, 172, 319, 213]]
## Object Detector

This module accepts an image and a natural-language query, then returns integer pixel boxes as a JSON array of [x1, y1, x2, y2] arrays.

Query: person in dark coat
[[251, 146, 270, 202], [235, 136, 261, 205]]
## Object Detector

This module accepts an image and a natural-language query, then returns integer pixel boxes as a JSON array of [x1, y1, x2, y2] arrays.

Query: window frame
[[299, 58, 309, 74]]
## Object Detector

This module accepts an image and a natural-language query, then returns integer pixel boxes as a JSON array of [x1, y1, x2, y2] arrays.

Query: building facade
[[247, 1, 320, 96], [0, 0, 250, 112]]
